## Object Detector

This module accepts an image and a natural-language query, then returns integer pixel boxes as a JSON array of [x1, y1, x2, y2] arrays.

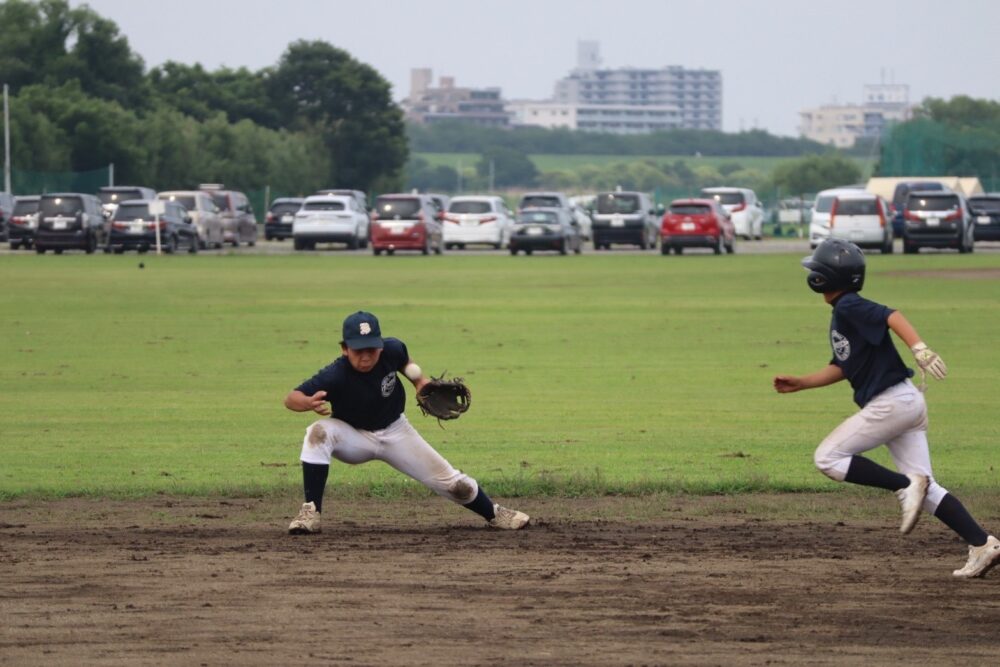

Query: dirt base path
[[2, 494, 999, 666]]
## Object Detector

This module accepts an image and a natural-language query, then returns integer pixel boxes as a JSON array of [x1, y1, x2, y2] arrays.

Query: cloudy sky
[[73, 0, 1000, 136]]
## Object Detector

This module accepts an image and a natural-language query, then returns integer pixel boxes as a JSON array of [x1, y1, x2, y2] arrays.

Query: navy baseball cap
[[342, 311, 384, 350]]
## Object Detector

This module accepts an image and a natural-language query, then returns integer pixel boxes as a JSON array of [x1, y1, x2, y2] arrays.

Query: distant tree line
[[0, 0, 408, 194], [408, 121, 834, 158]]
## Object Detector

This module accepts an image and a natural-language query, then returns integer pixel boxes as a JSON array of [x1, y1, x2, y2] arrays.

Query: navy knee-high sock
[[302, 462, 329, 513], [844, 456, 909, 491], [935, 493, 988, 547], [463, 488, 496, 520]]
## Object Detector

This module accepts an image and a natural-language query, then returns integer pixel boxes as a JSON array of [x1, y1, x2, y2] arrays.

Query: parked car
[[659, 198, 735, 255], [700, 187, 764, 240], [0, 191, 15, 243], [967, 194, 1000, 242], [443, 196, 514, 249], [516, 191, 592, 240], [265, 197, 304, 241], [158, 191, 225, 249], [808, 187, 867, 248], [776, 197, 813, 226], [34, 193, 106, 254], [98, 185, 156, 221], [829, 192, 894, 254], [370, 194, 443, 256], [590, 190, 659, 250], [292, 194, 370, 250], [8, 195, 40, 250], [108, 199, 198, 254], [902, 190, 975, 254], [509, 207, 583, 255], [890, 181, 946, 237], [200, 184, 257, 247], [314, 188, 368, 207]]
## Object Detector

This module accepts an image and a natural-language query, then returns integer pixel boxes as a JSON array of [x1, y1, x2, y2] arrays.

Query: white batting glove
[[911, 342, 947, 388]]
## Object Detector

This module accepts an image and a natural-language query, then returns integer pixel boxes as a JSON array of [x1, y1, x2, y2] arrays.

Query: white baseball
[[404, 362, 422, 381]]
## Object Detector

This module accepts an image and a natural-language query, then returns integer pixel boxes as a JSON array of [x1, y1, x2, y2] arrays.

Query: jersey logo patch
[[380, 372, 397, 397], [831, 330, 850, 361]]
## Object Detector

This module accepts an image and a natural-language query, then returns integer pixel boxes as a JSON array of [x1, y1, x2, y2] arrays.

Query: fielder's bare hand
[[773, 375, 804, 393], [284, 390, 331, 416]]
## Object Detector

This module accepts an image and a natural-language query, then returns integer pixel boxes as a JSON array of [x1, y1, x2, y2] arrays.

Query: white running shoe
[[953, 535, 1000, 579], [288, 501, 321, 534], [895, 473, 928, 534], [488, 503, 530, 530]]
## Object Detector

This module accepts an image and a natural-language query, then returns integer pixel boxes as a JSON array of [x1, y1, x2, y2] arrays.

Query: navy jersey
[[295, 338, 409, 430], [829, 292, 913, 407]]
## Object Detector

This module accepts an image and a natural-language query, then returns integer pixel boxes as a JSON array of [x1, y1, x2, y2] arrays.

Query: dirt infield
[[2, 494, 999, 666]]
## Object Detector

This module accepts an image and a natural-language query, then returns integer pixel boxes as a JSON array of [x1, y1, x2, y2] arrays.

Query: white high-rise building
[[551, 42, 722, 131]]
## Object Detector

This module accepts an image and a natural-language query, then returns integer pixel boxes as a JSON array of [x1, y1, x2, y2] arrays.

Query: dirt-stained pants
[[813, 379, 949, 514], [298, 414, 478, 504]]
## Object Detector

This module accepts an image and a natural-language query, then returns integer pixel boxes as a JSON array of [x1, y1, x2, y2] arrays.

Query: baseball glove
[[416, 375, 471, 421]]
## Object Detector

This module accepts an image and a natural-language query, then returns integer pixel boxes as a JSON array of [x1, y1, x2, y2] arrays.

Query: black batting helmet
[[801, 238, 866, 293]]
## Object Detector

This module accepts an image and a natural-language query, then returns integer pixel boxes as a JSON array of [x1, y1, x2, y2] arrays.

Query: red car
[[370, 194, 443, 256], [660, 198, 735, 255]]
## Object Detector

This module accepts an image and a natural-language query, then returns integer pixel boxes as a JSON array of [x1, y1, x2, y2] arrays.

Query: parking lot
[[6, 236, 1000, 257]]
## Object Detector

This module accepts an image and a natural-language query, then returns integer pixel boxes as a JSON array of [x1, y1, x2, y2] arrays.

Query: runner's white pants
[[813, 379, 949, 513], [298, 414, 479, 504]]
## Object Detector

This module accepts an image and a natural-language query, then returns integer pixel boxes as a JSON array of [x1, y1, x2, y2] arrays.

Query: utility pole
[[488, 159, 495, 193], [3, 84, 11, 193], [109, 162, 114, 187]]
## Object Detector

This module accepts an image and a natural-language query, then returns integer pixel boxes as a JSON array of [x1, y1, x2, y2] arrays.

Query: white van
[[443, 196, 514, 249], [829, 192, 893, 254], [808, 187, 866, 249]]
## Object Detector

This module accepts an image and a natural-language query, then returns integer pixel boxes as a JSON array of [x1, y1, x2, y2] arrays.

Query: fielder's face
[[342, 345, 382, 373]]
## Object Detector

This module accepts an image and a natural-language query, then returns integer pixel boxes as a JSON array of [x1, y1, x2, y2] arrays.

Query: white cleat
[[288, 501, 321, 534], [953, 535, 1000, 579], [895, 473, 928, 534], [488, 503, 530, 530]]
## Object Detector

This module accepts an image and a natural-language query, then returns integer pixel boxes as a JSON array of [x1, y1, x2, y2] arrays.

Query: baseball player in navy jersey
[[284, 311, 529, 534], [774, 239, 999, 578]]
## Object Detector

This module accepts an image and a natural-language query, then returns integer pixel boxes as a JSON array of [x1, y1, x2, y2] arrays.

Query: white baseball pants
[[813, 379, 949, 513], [298, 414, 479, 504]]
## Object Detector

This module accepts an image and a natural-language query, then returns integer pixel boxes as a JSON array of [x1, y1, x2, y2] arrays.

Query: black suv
[[902, 190, 974, 254], [265, 197, 304, 240], [891, 181, 945, 236], [108, 200, 198, 254], [35, 193, 107, 254], [967, 194, 1000, 242]]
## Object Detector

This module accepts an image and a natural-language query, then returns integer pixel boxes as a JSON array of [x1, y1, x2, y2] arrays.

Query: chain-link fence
[[10, 167, 111, 196]]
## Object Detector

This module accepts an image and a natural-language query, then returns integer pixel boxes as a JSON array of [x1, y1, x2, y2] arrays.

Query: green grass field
[[2, 251, 998, 500], [417, 152, 875, 176]]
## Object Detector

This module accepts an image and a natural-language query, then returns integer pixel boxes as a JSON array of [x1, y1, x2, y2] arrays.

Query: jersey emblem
[[831, 330, 850, 361], [380, 372, 397, 397], [360, 322, 372, 335]]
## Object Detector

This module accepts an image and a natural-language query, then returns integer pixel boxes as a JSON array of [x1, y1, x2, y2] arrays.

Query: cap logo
[[359, 322, 372, 335]]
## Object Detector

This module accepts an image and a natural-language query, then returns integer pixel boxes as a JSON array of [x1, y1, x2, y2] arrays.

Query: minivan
[[808, 187, 866, 248], [201, 185, 257, 247], [108, 199, 199, 254], [35, 193, 106, 254], [829, 193, 893, 254], [902, 190, 974, 254], [700, 187, 764, 240], [98, 185, 156, 220], [891, 181, 946, 236], [590, 190, 659, 250], [370, 194, 443, 256]]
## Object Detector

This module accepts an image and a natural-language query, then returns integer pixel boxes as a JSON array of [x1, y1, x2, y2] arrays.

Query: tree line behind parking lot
[[0, 0, 408, 195]]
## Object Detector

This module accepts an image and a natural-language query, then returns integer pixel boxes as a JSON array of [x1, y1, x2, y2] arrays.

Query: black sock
[[302, 462, 329, 513], [843, 456, 910, 491], [935, 493, 989, 546], [463, 488, 496, 521]]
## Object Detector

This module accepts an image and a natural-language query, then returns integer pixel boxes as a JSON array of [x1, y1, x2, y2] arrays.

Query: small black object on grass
[[138, 262, 144, 269]]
